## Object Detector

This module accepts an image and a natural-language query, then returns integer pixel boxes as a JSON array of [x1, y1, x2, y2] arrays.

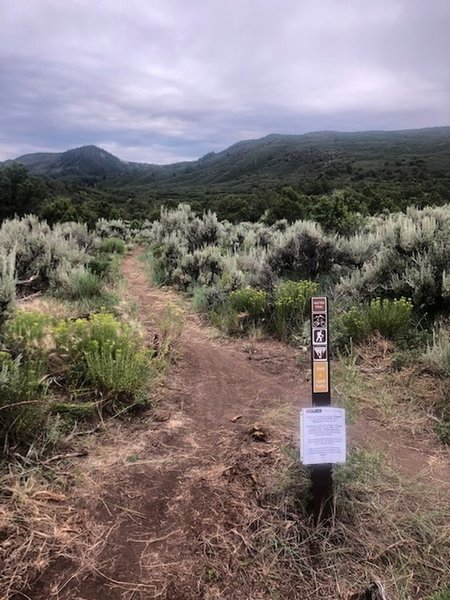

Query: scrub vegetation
[[0, 216, 169, 453], [143, 202, 450, 438], [145, 204, 445, 319]]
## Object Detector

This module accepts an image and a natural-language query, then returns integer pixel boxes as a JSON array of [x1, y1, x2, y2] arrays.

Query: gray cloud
[[1, 0, 449, 162]]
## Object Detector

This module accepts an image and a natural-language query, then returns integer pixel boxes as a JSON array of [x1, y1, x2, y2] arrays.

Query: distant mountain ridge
[[2, 145, 148, 180], [2, 125, 450, 227], [2, 126, 450, 187]]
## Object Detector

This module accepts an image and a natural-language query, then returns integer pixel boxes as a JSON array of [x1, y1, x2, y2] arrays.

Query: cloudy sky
[[1, 0, 449, 163]]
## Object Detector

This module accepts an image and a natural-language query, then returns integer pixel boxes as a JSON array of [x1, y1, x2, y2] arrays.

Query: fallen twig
[[41, 451, 88, 465]]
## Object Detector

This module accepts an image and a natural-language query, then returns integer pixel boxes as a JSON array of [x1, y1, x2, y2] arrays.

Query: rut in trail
[[29, 249, 311, 600]]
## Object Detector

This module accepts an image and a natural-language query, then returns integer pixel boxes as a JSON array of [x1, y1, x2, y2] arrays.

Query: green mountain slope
[[5, 126, 450, 187], [2, 126, 450, 226]]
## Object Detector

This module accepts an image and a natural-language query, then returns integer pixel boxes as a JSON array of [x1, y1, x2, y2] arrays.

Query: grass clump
[[62, 268, 104, 301], [98, 237, 126, 255], [428, 587, 450, 600], [88, 255, 113, 279], [0, 310, 52, 447]]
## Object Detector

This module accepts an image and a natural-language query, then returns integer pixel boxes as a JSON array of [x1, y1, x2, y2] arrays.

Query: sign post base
[[311, 464, 333, 524]]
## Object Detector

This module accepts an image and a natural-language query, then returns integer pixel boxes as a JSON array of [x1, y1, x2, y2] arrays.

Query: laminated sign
[[300, 407, 346, 465], [311, 296, 330, 395]]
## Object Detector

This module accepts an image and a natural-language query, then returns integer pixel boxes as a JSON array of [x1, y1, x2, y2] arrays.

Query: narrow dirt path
[[27, 249, 450, 600], [29, 250, 311, 600]]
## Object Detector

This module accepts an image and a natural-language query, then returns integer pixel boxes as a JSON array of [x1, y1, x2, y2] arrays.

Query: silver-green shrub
[[0, 216, 92, 291], [146, 203, 450, 323], [172, 246, 225, 290], [424, 326, 450, 378], [0, 215, 52, 283], [96, 218, 131, 241], [336, 206, 450, 310], [268, 220, 344, 279], [0, 250, 16, 325]]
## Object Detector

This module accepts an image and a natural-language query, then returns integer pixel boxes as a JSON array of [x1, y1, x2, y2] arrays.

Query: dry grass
[[3, 282, 449, 599], [2, 384, 449, 598], [333, 337, 445, 435], [0, 463, 91, 599], [3, 424, 448, 600], [185, 428, 450, 600], [17, 297, 72, 320]]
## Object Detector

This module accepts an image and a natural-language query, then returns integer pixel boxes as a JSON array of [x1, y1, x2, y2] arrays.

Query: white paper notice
[[300, 407, 346, 465]]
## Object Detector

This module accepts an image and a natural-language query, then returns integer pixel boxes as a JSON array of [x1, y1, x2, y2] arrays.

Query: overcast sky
[[1, 0, 449, 163]]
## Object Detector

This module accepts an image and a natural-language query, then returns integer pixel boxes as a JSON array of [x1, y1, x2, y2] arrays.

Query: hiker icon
[[313, 329, 326, 344]]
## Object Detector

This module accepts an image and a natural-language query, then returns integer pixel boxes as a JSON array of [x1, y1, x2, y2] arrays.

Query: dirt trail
[[29, 250, 310, 600], [27, 249, 450, 600]]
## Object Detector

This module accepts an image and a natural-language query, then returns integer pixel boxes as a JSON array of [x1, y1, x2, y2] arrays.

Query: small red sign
[[312, 297, 327, 313]]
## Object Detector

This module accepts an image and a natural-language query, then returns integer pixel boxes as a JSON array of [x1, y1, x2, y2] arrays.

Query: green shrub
[[334, 306, 370, 348], [54, 312, 122, 357], [191, 285, 227, 313], [2, 310, 52, 355], [99, 237, 126, 255], [335, 297, 414, 349], [0, 351, 48, 445], [367, 297, 413, 338], [54, 313, 154, 410], [229, 287, 268, 327], [210, 305, 242, 336], [272, 280, 319, 340], [88, 256, 112, 278], [83, 339, 150, 403]]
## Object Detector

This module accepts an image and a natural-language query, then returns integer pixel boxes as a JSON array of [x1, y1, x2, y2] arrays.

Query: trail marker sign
[[302, 296, 347, 523], [310, 296, 331, 402]]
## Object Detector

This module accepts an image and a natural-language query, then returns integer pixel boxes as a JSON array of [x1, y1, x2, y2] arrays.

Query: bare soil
[[22, 249, 450, 600]]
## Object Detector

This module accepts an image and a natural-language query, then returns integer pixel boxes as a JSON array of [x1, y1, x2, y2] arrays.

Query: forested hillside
[[1, 126, 450, 229]]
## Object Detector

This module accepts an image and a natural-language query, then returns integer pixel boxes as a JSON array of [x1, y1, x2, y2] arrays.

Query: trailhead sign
[[310, 296, 330, 398], [300, 296, 347, 522]]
